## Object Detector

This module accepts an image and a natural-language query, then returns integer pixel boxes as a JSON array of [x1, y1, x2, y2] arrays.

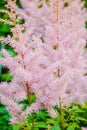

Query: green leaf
[[12, 125, 20, 130], [67, 125, 76, 130], [67, 123, 80, 130], [0, 24, 10, 33], [51, 125, 61, 130], [47, 119, 56, 124], [0, 73, 12, 82], [36, 122, 47, 128], [76, 117, 87, 122]]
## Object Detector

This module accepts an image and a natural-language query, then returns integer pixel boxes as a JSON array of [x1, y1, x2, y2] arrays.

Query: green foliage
[[0, 102, 12, 130], [0, 71, 12, 82], [1, 102, 87, 130], [11, 103, 87, 130], [82, 0, 87, 8], [85, 21, 87, 29]]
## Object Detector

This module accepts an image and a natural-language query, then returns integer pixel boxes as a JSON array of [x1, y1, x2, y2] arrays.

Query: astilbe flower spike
[[0, 0, 87, 124]]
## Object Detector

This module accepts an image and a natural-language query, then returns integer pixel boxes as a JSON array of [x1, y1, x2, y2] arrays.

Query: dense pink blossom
[[0, 0, 87, 124]]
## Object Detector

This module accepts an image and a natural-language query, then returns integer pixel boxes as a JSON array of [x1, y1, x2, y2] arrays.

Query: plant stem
[[31, 113, 35, 130], [59, 97, 66, 130]]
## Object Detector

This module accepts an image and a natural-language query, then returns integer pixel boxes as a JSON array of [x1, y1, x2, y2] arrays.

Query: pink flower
[[0, 0, 87, 124]]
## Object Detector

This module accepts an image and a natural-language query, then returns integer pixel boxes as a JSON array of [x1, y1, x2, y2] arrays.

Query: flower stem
[[59, 97, 66, 130], [31, 113, 35, 130]]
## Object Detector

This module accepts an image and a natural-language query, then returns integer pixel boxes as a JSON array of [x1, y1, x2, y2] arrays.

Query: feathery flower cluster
[[0, 0, 87, 124]]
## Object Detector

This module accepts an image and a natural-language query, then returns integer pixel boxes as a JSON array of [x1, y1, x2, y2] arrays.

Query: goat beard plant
[[0, 0, 87, 124]]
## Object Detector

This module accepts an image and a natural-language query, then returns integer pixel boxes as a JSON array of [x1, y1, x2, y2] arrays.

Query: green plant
[[0, 102, 12, 130]]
